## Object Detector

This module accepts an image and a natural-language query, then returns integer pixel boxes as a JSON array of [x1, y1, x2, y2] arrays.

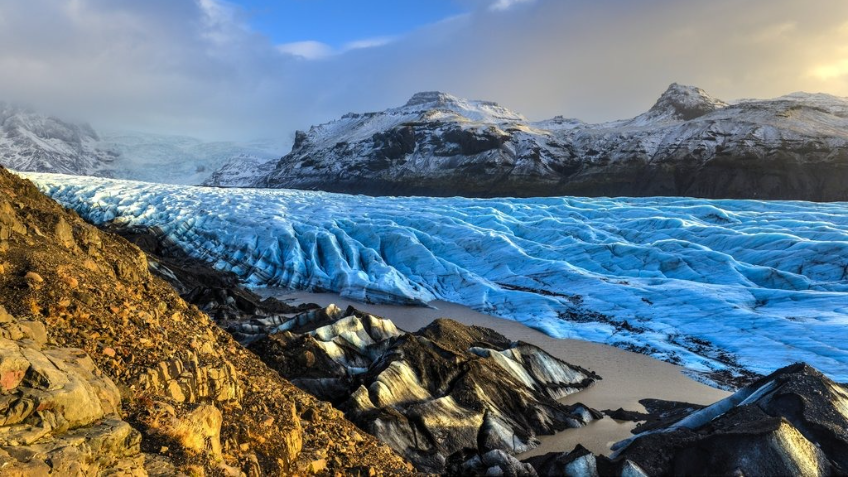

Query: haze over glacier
[[25, 172, 848, 383]]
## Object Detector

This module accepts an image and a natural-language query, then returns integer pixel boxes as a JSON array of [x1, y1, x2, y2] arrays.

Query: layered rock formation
[[0, 167, 412, 474], [244, 305, 600, 473], [232, 84, 848, 200]]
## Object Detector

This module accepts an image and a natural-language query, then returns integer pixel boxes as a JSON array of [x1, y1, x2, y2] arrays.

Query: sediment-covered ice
[[23, 172, 848, 381]]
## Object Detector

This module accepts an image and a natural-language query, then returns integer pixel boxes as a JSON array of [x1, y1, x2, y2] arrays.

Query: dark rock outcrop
[[102, 223, 319, 342], [247, 304, 601, 473], [585, 363, 848, 476]]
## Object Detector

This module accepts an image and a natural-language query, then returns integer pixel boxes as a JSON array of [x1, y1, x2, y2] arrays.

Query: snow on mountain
[[98, 130, 284, 185], [0, 103, 285, 185], [202, 154, 278, 187], [623, 82, 728, 126], [24, 172, 848, 384], [0, 102, 117, 175], [242, 84, 848, 200]]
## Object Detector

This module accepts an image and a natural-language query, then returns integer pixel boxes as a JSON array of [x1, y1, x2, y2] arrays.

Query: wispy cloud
[[489, 0, 535, 12], [277, 36, 396, 60], [277, 40, 334, 60]]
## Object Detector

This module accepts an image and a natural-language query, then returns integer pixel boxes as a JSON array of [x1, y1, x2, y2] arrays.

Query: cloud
[[277, 41, 334, 60], [277, 37, 396, 60], [489, 0, 535, 12], [0, 0, 847, 143]]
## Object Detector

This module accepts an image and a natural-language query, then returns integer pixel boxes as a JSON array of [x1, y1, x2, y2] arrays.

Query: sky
[[1, 0, 847, 142]]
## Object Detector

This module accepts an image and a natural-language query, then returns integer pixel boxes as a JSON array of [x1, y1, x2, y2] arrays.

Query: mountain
[[98, 131, 283, 185], [0, 166, 413, 474], [0, 103, 283, 185], [241, 84, 848, 200], [0, 102, 117, 175], [202, 153, 278, 187]]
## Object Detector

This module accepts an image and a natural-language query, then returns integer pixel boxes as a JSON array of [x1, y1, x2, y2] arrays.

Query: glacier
[[23, 172, 848, 382]]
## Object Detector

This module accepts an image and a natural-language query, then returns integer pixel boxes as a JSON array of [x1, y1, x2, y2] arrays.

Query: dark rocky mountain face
[[243, 85, 848, 201], [242, 305, 600, 473]]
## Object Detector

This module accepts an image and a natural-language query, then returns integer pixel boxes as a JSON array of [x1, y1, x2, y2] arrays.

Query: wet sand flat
[[258, 288, 730, 456]]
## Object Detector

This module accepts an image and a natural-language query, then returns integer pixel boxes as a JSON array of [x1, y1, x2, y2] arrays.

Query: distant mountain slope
[[0, 102, 117, 175], [98, 131, 283, 185], [0, 103, 283, 185], [202, 153, 278, 187], [244, 84, 848, 200]]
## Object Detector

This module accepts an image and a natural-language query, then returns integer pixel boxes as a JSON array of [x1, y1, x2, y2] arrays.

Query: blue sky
[[230, 0, 465, 49]]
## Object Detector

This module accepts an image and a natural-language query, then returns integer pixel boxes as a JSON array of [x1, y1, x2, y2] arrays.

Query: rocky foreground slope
[[0, 166, 412, 474], [234, 84, 848, 200]]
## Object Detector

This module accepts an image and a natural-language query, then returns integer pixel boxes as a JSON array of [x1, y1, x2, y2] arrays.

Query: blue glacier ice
[[23, 172, 848, 382]]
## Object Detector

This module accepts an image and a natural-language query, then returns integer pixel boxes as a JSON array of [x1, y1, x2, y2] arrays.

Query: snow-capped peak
[[395, 91, 527, 123], [636, 83, 728, 124], [403, 91, 462, 108]]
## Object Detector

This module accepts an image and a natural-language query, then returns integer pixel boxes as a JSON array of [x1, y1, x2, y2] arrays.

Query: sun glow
[[810, 59, 848, 80]]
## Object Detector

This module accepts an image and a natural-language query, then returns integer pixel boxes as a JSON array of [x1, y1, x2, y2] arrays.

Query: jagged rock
[[250, 305, 600, 473], [144, 403, 223, 460], [0, 418, 147, 476], [0, 200, 26, 239], [524, 445, 599, 477], [455, 449, 538, 477], [139, 351, 241, 404], [235, 85, 848, 201], [0, 321, 150, 475], [54, 217, 76, 249], [606, 363, 848, 476], [102, 223, 318, 343]]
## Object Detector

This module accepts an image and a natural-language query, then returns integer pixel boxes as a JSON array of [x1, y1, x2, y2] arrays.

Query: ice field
[[25, 172, 848, 382]]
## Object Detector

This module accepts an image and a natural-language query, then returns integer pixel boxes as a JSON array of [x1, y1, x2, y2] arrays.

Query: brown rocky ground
[[0, 166, 414, 475]]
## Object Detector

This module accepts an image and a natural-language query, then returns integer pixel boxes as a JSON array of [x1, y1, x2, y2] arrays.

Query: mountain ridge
[[216, 83, 848, 200]]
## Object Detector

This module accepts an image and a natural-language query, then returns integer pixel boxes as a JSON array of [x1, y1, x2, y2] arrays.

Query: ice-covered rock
[[23, 172, 848, 382], [249, 307, 598, 473], [608, 363, 848, 475]]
